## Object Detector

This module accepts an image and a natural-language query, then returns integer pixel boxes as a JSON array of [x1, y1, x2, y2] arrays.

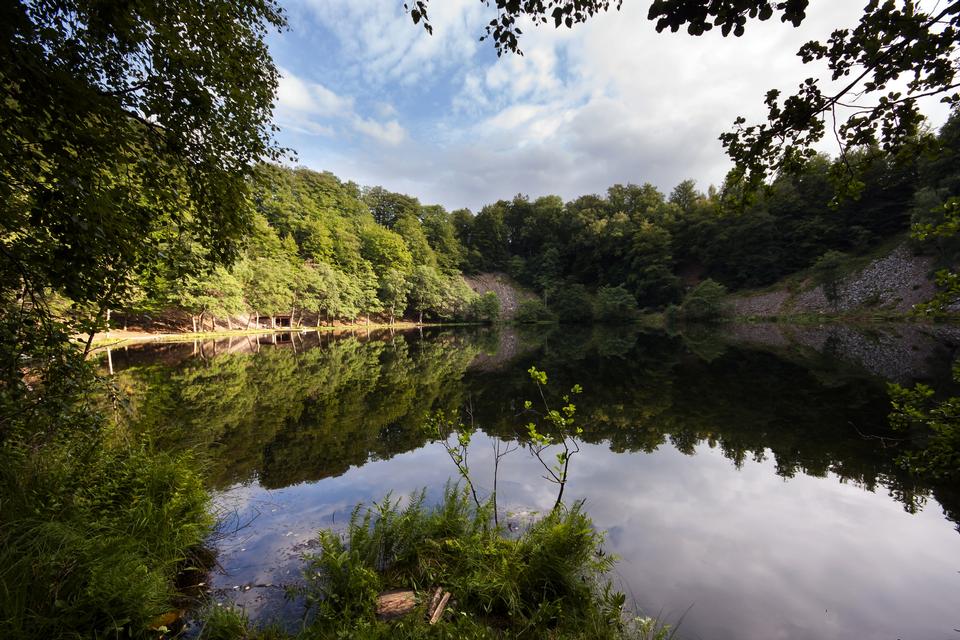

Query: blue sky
[[266, 1, 952, 212]]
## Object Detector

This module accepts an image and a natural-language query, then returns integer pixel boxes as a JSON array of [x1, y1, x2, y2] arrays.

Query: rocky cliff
[[730, 242, 938, 319]]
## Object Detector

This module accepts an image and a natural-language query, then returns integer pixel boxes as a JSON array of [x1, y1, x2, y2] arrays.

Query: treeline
[[126, 111, 960, 327], [127, 165, 497, 329], [454, 110, 960, 315]]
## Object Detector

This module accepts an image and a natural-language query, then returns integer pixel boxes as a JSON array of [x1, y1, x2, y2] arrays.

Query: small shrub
[[810, 250, 848, 307], [0, 435, 213, 639], [469, 291, 500, 323], [514, 299, 556, 324], [677, 279, 729, 322], [594, 286, 640, 323], [548, 283, 594, 323], [298, 486, 631, 638]]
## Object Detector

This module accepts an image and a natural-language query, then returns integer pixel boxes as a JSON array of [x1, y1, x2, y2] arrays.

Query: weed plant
[[0, 398, 212, 638], [199, 486, 674, 640]]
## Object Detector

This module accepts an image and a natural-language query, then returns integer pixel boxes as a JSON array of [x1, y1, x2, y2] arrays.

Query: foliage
[[676, 279, 729, 322], [2, 0, 286, 344], [298, 486, 630, 639], [810, 250, 849, 308], [0, 418, 212, 638], [469, 291, 501, 324], [522, 368, 585, 510], [514, 299, 557, 324], [913, 197, 960, 314], [548, 283, 595, 323], [889, 363, 960, 482], [594, 286, 640, 324]]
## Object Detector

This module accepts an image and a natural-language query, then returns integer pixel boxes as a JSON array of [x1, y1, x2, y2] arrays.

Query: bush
[[548, 283, 594, 323], [594, 286, 640, 323], [0, 425, 213, 639], [297, 486, 631, 639], [469, 291, 501, 323], [677, 279, 729, 322], [810, 250, 848, 307], [514, 299, 557, 324]]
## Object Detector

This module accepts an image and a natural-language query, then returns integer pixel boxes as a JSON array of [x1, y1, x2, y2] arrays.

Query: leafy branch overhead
[[407, 0, 960, 194]]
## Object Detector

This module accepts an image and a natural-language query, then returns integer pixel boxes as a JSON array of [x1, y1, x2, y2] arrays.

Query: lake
[[103, 324, 960, 639]]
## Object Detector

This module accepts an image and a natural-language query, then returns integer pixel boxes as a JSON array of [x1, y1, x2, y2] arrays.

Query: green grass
[[198, 487, 677, 640], [0, 426, 213, 639]]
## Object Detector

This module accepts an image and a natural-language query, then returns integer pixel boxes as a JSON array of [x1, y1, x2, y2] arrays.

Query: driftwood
[[427, 588, 451, 625], [374, 587, 451, 624], [375, 590, 417, 620]]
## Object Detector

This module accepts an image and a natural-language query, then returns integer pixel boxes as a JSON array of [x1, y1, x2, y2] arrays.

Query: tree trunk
[[255, 312, 259, 329], [418, 310, 423, 325], [271, 315, 276, 329], [192, 315, 198, 333], [227, 316, 233, 331], [105, 308, 111, 337]]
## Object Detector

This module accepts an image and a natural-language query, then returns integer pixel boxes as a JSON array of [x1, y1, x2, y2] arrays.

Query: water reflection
[[105, 325, 960, 639]]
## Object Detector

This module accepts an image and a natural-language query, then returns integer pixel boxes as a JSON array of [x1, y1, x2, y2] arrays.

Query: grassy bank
[[0, 419, 213, 638], [196, 487, 674, 640]]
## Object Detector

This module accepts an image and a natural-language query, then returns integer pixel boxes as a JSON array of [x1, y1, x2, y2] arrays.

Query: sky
[[266, 0, 953, 212]]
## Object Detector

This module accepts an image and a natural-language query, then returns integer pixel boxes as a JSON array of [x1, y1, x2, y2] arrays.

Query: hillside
[[728, 238, 941, 319], [462, 273, 537, 320]]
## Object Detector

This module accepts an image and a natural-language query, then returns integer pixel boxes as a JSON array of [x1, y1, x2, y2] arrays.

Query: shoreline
[[85, 322, 479, 349]]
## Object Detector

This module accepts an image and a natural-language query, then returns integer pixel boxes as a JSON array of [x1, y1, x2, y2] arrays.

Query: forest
[[114, 109, 960, 330]]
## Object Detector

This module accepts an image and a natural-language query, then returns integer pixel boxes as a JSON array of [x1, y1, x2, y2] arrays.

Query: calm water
[[103, 325, 960, 639]]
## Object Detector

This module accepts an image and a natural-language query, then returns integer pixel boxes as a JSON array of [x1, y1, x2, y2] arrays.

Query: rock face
[[730, 243, 936, 318], [462, 272, 537, 320]]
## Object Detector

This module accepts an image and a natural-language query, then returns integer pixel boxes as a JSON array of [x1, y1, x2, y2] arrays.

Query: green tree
[[379, 269, 412, 324], [669, 179, 701, 214], [514, 298, 556, 324], [627, 221, 680, 308], [420, 205, 465, 273], [359, 224, 414, 276], [175, 267, 246, 332], [678, 279, 729, 322], [594, 285, 640, 324], [548, 283, 594, 323], [810, 250, 849, 310], [408, 265, 444, 324], [469, 291, 501, 323], [2, 0, 285, 350]]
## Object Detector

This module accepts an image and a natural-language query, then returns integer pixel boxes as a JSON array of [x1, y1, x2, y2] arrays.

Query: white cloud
[[273, 0, 955, 210], [352, 116, 407, 146], [275, 66, 408, 146], [289, 0, 488, 85]]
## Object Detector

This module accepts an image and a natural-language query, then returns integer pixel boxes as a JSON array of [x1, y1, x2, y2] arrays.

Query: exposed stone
[[730, 243, 937, 318], [463, 272, 537, 320]]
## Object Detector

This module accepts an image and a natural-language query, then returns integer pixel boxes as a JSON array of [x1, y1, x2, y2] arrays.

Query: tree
[[594, 285, 640, 323], [810, 250, 849, 310], [470, 291, 501, 323], [410, 0, 960, 195], [408, 265, 444, 324], [677, 279, 729, 322], [669, 179, 701, 214], [175, 267, 245, 332], [363, 186, 419, 227], [379, 269, 412, 324], [548, 283, 594, 323], [2, 0, 286, 352], [627, 221, 681, 307]]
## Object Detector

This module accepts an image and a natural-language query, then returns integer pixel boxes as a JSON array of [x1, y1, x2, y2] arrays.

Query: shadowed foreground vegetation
[[196, 488, 674, 640]]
